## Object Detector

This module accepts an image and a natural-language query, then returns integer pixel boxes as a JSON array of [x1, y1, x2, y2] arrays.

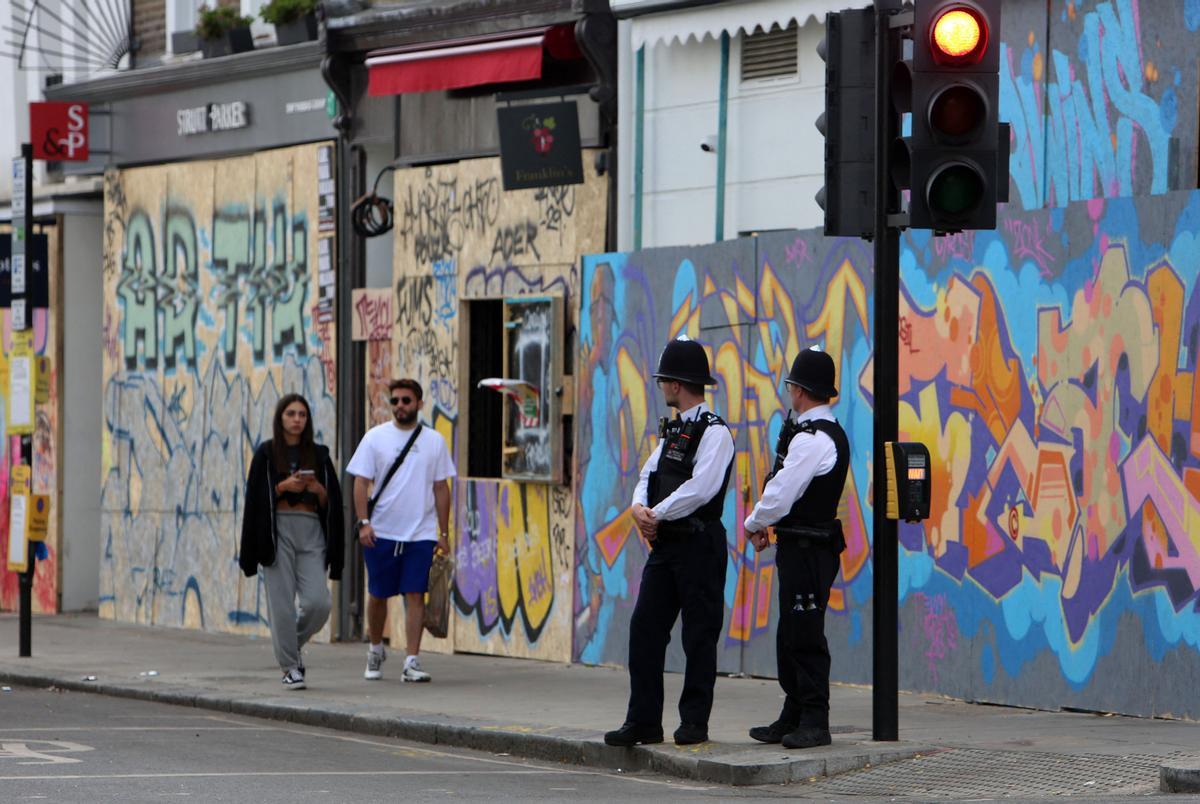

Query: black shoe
[[673, 722, 708, 745], [604, 722, 664, 747], [748, 719, 798, 744], [781, 726, 832, 749]]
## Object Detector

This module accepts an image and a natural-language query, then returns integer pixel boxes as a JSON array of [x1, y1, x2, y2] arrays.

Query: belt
[[655, 516, 717, 540]]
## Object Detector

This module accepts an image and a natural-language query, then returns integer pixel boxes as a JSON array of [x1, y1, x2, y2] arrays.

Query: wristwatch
[[359, 519, 370, 527]]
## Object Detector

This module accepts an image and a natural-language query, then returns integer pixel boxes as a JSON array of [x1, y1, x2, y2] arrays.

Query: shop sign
[[497, 101, 584, 191], [177, 101, 251, 136], [31, 101, 89, 161]]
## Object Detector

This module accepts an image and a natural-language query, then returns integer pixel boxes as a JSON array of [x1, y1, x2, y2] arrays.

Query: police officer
[[744, 348, 848, 750], [604, 337, 735, 748]]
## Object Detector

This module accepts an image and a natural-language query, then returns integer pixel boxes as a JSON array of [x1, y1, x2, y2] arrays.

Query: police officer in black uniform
[[604, 337, 735, 748], [744, 348, 849, 750]]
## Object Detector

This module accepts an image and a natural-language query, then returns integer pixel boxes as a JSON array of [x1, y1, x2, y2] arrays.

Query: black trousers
[[625, 520, 726, 728], [775, 535, 844, 729]]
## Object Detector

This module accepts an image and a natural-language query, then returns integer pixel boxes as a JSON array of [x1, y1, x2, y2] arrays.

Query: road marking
[[0, 741, 94, 765], [0, 770, 570, 781], [261, 726, 716, 790], [0, 727, 271, 733]]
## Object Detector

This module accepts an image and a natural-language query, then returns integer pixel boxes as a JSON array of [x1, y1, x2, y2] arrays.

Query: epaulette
[[699, 410, 726, 426]]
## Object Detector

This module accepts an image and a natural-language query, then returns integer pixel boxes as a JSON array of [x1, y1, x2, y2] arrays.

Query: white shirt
[[744, 405, 839, 533], [631, 402, 735, 521], [346, 421, 456, 542]]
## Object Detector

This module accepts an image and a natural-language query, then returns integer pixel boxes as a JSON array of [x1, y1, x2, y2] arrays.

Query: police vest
[[647, 411, 732, 524], [765, 417, 850, 530]]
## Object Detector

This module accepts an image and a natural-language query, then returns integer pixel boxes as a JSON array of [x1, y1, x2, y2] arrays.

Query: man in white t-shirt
[[347, 378, 456, 683]]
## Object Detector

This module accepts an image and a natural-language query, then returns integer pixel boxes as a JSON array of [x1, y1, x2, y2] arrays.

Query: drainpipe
[[715, 31, 729, 241], [633, 45, 645, 250], [576, 10, 619, 252], [320, 31, 366, 641]]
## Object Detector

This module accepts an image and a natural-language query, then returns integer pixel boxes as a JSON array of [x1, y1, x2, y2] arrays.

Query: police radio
[[884, 442, 931, 522]]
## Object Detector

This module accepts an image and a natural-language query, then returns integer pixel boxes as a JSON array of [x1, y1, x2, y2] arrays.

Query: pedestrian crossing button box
[[885, 441, 931, 522]]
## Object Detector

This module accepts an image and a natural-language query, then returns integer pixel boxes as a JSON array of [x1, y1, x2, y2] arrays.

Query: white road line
[[261, 725, 716, 790], [1, 770, 568, 781], [3, 709, 716, 791], [0, 727, 272, 732]]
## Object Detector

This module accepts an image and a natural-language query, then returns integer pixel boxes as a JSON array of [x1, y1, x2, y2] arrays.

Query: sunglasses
[[389, 395, 415, 406]]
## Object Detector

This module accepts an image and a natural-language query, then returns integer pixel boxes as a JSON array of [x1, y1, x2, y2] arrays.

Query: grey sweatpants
[[263, 511, 332, 672]]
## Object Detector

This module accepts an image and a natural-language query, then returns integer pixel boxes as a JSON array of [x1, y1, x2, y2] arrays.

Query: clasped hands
[[745, 528, 770, 553], [632, 503, 658, 541]]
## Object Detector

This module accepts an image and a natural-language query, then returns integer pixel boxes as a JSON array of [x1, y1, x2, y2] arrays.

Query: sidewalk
[[1, 614, 1196, 791]]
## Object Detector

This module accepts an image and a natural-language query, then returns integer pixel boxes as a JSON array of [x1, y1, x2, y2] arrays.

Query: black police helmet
[[653, 338, 717, 386], [785, 349, 838, 399]]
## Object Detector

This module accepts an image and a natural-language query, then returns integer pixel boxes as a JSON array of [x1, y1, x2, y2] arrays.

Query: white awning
[[630, 0, 871, 49]]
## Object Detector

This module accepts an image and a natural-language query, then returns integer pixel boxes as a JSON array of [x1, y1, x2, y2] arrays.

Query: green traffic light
[[927, 163, 983, 216]]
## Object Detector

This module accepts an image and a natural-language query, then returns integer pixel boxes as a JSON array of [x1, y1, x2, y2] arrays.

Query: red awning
[[367, 32, 546, 96]]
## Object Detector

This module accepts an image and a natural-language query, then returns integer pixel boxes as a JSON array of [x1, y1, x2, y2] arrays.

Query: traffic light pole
[[872, 0, 902, 742]]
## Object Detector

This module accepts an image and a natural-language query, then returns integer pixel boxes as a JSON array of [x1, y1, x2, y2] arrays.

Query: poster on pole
[[7, 491, 28, 572], [7, 329, 34, 434]]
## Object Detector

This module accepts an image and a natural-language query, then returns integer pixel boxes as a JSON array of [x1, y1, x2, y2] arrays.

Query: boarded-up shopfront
[[101, 142, 338, 633], [376, 155, 606, 662]]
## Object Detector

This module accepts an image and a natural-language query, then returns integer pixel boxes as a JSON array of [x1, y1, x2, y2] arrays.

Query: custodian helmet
[[785, 348, 838, 398], [653, 338, 718, 386]]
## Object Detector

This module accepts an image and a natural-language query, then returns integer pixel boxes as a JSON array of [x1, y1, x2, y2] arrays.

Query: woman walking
[[240, 393, 344, 689]]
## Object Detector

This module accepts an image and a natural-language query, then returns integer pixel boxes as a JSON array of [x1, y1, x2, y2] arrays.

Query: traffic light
[[892, 1, 1005, 231], [815, 8, 876, 238]]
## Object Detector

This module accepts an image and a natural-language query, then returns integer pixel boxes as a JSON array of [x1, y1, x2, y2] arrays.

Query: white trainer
[[281, 668, 306, 690], [401, 657, 431, 683], [364, 646, 386, 680]]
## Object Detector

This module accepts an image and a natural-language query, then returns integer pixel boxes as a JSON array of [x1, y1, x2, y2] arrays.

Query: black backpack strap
[[367, 424, 421, 516]]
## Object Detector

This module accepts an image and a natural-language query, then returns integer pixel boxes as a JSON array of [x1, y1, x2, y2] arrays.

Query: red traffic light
[[931, 6, 987, 65]]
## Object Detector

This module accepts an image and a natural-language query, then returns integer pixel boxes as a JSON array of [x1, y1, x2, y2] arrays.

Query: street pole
[[872, 0, 901, 742], [16, 143, 34, 658]]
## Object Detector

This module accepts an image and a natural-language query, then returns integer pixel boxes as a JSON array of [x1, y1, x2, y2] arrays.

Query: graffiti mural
[[0, 230, 60, 614], [1001, 0, 1198, 210], [100, 144, 337, 634], [574, 238, 873, 675], [578, 190, 1200, 717], [388, 156, 606, 661]]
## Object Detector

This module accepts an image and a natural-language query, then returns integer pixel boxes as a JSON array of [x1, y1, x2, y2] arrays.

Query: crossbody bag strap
[[368, 424, 421, 514]]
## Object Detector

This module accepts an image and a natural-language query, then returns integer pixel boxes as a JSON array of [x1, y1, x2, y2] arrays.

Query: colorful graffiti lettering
[[454, 480, 556, 641], [577, 189, 1200, 716], [101, 145, 337, 634], [1001, 0, 1188, 209]]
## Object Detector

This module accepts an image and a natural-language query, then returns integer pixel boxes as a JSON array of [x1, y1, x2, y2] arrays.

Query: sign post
[[10, 144, 35, 657]]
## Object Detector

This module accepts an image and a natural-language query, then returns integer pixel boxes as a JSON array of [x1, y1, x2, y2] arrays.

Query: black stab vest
[[647, 411, 733, 525], [766, 417, 850, 529]]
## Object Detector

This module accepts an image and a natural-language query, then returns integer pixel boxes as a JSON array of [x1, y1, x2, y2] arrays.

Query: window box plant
[[196, 5, 255, 58], [260, 0, 318, 46]]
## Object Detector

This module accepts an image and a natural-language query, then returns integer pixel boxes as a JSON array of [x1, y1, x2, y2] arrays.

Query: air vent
[[741, 22, 798, 82]]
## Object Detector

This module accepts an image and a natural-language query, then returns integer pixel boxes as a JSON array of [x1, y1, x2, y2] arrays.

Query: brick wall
[[133, 0, 166, 62]]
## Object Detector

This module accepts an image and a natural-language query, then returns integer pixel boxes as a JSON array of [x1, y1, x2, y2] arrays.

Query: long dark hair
[[271, 393, 317, 474]]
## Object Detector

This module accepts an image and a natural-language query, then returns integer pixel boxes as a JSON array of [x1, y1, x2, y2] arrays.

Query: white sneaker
[[365, 647, 386, 680], [401, 657, 431, 683], [281, 668, 306, 690]]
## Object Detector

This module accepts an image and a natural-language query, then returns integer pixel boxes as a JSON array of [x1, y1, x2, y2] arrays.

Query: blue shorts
[[364, 539, 436, 598]]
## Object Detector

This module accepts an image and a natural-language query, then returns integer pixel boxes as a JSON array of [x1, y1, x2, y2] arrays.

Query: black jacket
[[239, 440, 345, 580]]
